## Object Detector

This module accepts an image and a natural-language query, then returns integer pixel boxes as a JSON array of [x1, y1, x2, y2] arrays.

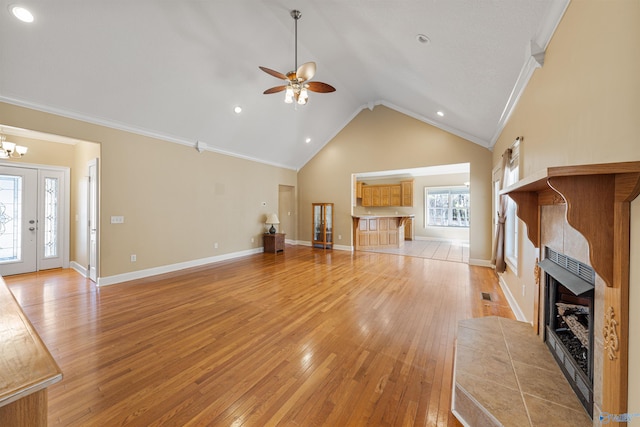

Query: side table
[[263, 233, 285, 253]]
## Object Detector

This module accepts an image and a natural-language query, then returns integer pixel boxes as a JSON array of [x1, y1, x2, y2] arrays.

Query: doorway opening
[[0, 124, 101, 280], [278, 185, 296, 242], [352, 163, 470, 261]]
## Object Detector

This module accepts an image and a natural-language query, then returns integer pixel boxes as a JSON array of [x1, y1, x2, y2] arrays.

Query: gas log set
[[540, 247, 595, 416]]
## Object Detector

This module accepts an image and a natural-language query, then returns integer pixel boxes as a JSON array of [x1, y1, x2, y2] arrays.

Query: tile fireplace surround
[[453, 161, 640, 426], [452, 316, 591, 426]]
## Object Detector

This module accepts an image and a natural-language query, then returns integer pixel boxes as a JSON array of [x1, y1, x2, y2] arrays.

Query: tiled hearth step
[[451, 316, 591, 427]]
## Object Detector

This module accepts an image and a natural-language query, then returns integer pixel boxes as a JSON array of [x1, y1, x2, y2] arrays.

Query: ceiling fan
[[259, 9, 336, 105]]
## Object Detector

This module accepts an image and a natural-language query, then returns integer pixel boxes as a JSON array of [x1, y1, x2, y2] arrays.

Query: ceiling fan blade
[[296, 62, 316, 82], [306, 81, 336, 93], [263, 85, 287, 94], [259, 66, 287, 80]]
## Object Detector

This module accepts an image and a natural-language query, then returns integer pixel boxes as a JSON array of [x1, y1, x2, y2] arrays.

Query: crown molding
[[0, 96, 298, 171], [488, 0, 570, 148]]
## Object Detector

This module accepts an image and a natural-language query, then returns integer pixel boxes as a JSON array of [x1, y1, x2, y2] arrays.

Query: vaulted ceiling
[[0, 1, 568, 170]]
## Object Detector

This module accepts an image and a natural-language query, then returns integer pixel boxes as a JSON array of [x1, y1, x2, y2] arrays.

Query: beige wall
[[491, 1, 640, 420], [0, 102, 297, 278], [298, 106, 492, 261]]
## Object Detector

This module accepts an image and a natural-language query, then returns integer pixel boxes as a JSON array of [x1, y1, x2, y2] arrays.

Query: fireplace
[[541, 247, 595, 417]]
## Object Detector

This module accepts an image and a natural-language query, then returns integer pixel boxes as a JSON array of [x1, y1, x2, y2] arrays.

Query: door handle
[[29, 227, 35, 231]]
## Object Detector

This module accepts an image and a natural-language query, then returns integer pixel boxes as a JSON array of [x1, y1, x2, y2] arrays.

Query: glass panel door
[[0, 175, 23, 262], [314, 204, 323, 242], [325, 204, 332, 243], [38, 169, 65, 271], [0, 167, 37, 275]]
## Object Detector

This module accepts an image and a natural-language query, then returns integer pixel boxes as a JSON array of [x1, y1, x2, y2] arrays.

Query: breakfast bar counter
[[0, 276, 62, 426], [352, 215, 414, 250]]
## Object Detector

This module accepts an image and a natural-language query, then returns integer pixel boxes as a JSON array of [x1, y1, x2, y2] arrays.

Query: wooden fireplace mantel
[[501, 161, 640, 288], [501, 160, 640, 424]]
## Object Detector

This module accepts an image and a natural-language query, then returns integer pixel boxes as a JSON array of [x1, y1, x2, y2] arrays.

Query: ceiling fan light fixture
[[297, 87, 308, 105], [284, 86, 294, 103]]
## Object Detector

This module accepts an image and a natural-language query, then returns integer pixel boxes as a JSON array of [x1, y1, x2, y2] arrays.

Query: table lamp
[[265, 213, 280, 234]]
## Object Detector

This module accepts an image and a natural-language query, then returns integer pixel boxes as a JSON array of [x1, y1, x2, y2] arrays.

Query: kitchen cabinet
[[360, 181, 412, 207], [401, 180, 413, 206]]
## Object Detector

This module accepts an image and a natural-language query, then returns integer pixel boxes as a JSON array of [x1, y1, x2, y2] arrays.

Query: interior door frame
[[88, 158, 99, 282], [0, 161, 70, 271], [278, 185, 296, 242]]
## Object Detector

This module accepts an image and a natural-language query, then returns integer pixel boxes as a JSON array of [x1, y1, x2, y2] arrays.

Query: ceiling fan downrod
[[291, 10, 301, 72]]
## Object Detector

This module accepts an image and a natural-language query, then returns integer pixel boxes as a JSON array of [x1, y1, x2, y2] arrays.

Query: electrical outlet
[[130, 254, 136, 262], [338, 234, 342, 240], [214, 242, 218, 249], [251, 237, 255, 243], [522, 284, 526, 296]]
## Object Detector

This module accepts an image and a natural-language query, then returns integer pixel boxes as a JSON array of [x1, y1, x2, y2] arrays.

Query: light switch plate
[[111, 216, 125, 224]]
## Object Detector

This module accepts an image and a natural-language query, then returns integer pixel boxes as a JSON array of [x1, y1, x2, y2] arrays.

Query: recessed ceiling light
[[416, 34, 430, 45], [10, 5, 34, 23], [436, 111, 444, 117], [305, 138, 311, 144], [234, 106, 242, 114]]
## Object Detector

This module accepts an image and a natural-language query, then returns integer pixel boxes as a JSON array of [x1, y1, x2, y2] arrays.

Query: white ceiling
[[0, 1, 568, 170]]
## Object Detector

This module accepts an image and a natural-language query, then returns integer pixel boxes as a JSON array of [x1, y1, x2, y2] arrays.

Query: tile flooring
[[360, 239, 470, 263], [452, 316, 592, 427]]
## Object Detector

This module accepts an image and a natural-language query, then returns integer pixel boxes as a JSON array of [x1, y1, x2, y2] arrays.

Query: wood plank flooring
[[4, 245, 514, 426]]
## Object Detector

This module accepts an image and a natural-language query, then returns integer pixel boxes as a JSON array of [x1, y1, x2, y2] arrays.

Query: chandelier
[[0, 134, 28, 159]]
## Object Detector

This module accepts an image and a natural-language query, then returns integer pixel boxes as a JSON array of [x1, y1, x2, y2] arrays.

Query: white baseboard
[[97, 247, 263, 287], [498, 274, 527, 322], [297, 241, 353, 251], [70, 261, 88, 278]]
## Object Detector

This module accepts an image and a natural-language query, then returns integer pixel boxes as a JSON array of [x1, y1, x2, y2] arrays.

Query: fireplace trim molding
[[501, 161, 640, 422]]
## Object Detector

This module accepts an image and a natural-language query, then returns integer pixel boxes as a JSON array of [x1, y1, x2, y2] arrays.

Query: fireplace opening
[[540, 247, 595, 417]]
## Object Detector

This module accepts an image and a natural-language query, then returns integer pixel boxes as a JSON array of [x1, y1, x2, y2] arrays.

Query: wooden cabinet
[[390, 185, 402, 206], [362, 186, 372, 206], [263, 233, 285, 253], [312, 203, 333, 249], [401, 180, 413, 206], [359, 181, 413, 207], [380, 186, 391, 206], [404, 217, 414, 240], [371, 187, 381, 206]]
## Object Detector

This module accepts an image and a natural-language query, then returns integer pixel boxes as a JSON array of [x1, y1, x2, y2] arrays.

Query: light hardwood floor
[[5, 245, 514, 426]]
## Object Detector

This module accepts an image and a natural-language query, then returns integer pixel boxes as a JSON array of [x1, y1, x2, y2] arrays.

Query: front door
[[0, 165, 67, 276], [0, 166, 37, 275]]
